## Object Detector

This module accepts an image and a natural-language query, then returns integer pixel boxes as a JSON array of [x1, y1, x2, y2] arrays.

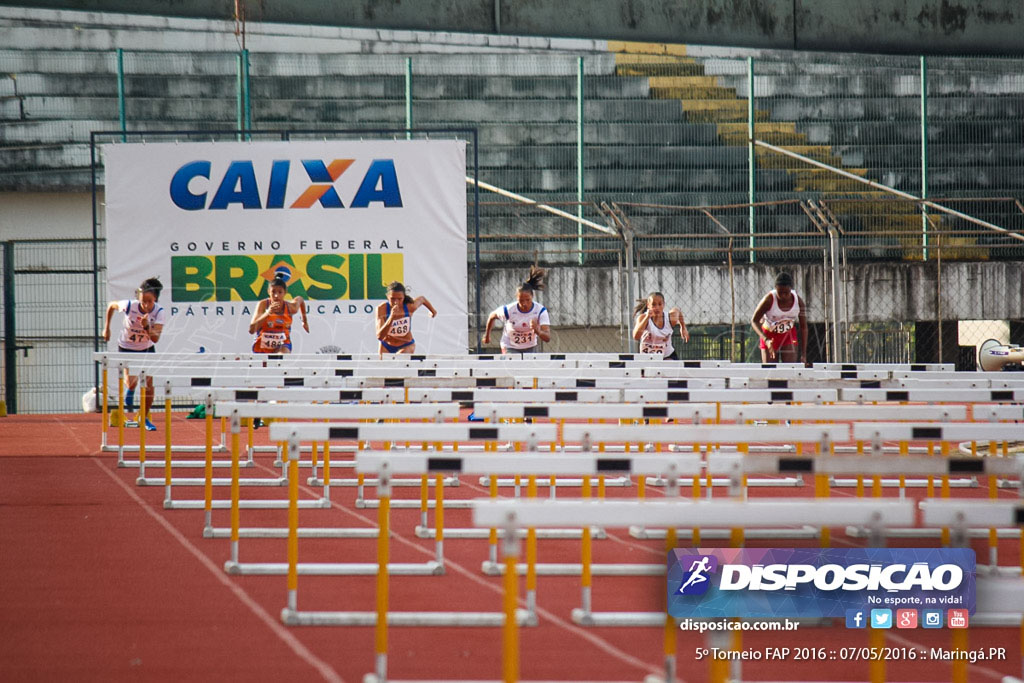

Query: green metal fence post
[[747, 56, 756, 264], [3, 242, 16, 414], [115, 48, 126, 142], [242, 48, 252, 135], [920, 55, 929, 261], [577, 56, 585, 266], [405, 57, 413, 139]]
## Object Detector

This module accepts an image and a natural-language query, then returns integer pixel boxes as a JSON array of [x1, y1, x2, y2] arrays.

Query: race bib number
[[511, 330, 535, 346], [640, 341, 666, 355], [766, 319, 795, 334], [390, 318, 410, 336], [260, 331, 287, 349]]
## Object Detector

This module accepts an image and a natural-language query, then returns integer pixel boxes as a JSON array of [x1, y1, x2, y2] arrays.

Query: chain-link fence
[[1, 240, 104, 414], [4, 44, 1024, 409]]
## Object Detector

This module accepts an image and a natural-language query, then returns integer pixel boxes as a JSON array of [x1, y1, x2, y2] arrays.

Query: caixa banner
[[104, 140, 467, 354], [667, 548, 975, 619]]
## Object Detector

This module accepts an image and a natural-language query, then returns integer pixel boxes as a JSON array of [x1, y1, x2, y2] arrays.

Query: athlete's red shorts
[[759, 326, 797, 350]]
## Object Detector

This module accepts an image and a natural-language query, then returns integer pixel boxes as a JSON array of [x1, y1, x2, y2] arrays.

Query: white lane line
[[94, 458, 345, 683]]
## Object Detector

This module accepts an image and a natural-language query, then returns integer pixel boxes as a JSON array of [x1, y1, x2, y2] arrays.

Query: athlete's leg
[[396, 343, 416, 355], [778, 345, 798, 363]]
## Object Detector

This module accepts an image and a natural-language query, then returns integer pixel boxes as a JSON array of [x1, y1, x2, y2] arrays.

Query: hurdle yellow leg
[[489, 475, 499, 566], [502, 543, 519, 683], [246, 417, 254, 464], [940, 441, 951, 546], [581, 475, 593, 615], [691, 474, 701, 544], [868, 626, 885, 683], [203, 399, 213, 532], [420, 474, 429, 529], [322, 439, 331, 501], [435, 474, 445, 565], [663, 525, 678, 682], [229, 414, 240, 566], [375, 491, 390, 682], [164, 393, 172, 503], [116, 372, 124, 464], [101, 363, 109, 437], [286, 441, 299, 612], [815, 473, 831, 548], [138, 381, 147, 475], [526, 476, 537, 614], [951, 628, 968, 683]]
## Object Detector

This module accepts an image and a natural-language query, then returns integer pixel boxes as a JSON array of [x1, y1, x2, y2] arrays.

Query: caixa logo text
[[169, 159, 403, 210]]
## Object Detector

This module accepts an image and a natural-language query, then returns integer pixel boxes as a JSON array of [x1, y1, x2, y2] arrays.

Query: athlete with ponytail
[[482, 266, 552, 354], [632, 291, 688, 359]]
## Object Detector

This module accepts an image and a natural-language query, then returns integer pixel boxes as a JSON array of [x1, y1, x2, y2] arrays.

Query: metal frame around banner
[[89, 127, 481, 393]]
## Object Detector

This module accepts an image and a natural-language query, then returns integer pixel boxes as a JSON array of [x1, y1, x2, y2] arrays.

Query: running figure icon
[[678, 556, 713, 594]]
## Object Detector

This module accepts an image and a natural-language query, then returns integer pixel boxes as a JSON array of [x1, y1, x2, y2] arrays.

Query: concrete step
[[764, 96, 1024, 121], [4, 71, 654, 101], [0, 119, 728, 147], [5, 95, 690, 124], [614, 54, 704, 77], [708, 72, 1024, 98], [479, 167, 793, 193], [679, 100, 771, 123], [800, 121, 1024, 145], [0, 48, 618, 78]]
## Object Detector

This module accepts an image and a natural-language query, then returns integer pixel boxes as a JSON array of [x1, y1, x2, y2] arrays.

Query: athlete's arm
[[481, 311, 500, 344], [631, 312, 650, 341], [289, 297, 310, 332], [146, 322, 163, 344], [670, 307, 690, 343], [375, 303, 393, 340], [750, 294, 772, 347], [249, 299, 269, 335], [412, 296, 437, 318], [102, 301, 118, 342]]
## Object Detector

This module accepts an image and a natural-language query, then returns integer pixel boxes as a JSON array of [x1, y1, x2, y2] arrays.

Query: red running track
[[0, 414, 1020, 682]]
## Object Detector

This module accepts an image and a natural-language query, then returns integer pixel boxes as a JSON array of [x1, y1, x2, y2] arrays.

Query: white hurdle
[[472, 497, 914, 683], [355, 451, 703, 597]]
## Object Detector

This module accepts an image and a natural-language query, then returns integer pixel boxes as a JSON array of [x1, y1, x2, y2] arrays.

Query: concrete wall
[[0, 191, 100, 239], [3, 0, 1023, 54]]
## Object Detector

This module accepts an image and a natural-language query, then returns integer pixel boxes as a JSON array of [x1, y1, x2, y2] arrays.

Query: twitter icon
[[870, 609, 892, 629]]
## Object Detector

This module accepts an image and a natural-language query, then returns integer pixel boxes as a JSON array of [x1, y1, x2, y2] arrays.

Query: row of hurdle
[[92, 351, 1024, 683]]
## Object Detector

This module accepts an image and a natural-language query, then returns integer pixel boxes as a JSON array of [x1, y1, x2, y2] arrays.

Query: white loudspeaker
[[978, 338, 1024, 372]]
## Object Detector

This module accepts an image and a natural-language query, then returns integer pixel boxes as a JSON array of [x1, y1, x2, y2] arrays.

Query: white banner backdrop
[[104, 140, 467, 354]]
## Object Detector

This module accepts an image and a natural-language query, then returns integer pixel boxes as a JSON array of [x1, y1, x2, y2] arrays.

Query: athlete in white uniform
[[632, 292, 689, 359], [102, 277, 166, 430], [482, 266, 551, 354]]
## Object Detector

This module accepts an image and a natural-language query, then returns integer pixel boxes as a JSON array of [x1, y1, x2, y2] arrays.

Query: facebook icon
[[845, 609, 866, 629]]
